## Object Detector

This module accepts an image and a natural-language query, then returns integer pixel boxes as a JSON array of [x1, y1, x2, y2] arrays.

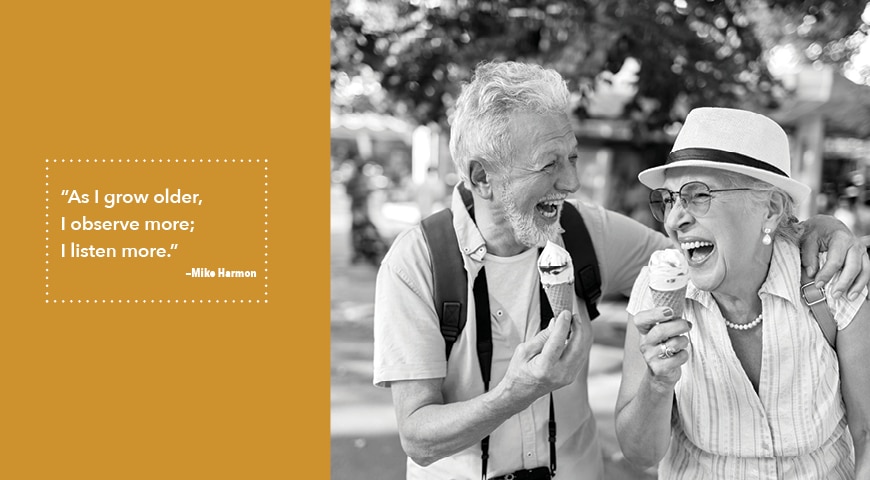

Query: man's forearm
[[398, 383, 537, 466], [394, 312, 589, 466]]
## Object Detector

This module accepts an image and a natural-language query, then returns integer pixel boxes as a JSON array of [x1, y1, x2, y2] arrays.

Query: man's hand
[[497, 311, 593, 406], [800, 215, 870, 300]]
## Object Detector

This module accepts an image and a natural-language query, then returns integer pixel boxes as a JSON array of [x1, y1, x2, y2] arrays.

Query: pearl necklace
[[724, 313, 763, 331]]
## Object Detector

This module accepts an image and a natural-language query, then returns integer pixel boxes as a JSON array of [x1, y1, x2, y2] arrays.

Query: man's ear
[[468, 159, 493, 200]]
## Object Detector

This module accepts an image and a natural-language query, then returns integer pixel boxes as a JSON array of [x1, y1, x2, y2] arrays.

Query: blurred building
[[569, 117, 672, 231], [330, 111, 414, 192], [771, 67, 870, 233]]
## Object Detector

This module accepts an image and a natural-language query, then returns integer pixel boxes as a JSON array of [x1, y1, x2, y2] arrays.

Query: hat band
[[667, 148, 788, 177]]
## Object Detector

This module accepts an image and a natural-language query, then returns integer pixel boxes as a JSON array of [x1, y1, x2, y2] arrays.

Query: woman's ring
[[658, 342, 676, 359]]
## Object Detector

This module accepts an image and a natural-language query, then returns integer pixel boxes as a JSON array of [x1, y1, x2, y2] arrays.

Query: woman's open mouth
[[681, 240, 715, 265]]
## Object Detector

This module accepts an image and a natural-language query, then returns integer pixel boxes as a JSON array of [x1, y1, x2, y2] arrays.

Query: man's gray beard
[[498, 183, 563, 249]]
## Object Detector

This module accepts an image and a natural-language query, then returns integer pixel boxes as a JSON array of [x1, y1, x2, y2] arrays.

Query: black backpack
[[420, 190, 602, 359]]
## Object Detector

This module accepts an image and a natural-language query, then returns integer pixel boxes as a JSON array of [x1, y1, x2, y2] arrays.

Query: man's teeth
[[538, 200, 563, 218], [680, 241, 713, 251]]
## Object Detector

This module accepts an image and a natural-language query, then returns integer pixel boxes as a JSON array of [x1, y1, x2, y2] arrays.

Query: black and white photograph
[[331, 1, 870, 478]]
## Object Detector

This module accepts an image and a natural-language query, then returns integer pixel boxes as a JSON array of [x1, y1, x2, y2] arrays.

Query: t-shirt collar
[[451, 184, 488, 263]]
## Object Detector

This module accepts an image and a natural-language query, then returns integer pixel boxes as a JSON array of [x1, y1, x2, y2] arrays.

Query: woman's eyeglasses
[[648, 181, 756, 222]]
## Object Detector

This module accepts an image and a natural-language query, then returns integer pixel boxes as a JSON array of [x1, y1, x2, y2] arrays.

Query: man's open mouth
[[536, 199, 563, 219]]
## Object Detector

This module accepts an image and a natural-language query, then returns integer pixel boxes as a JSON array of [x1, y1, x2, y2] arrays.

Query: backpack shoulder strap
[[559, 202, 602, 320], [799, 270, 837, 348], [420, 208, 467, 358]]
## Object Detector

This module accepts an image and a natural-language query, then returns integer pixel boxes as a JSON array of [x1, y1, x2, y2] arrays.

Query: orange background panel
[[2, 1, 328, 479]]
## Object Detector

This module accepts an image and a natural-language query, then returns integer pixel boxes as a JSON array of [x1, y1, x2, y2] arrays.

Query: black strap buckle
[[800, 281, 826, 306]]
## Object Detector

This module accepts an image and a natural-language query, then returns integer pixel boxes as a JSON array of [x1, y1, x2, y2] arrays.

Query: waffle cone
[[650, 287, 687, 318], [544, 282, 573, 316]]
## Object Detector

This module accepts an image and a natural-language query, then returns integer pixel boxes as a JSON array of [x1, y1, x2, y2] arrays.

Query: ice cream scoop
[[648, 248, 689, 318], [539, 240, 574, 316]]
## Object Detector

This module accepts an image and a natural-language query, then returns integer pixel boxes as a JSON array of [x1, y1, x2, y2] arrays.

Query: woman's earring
[[762, 227, 772, 245]]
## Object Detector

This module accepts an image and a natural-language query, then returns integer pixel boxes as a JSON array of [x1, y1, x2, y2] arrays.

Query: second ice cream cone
[[647, 249, 689, 318], [650, 287, 687, 318]]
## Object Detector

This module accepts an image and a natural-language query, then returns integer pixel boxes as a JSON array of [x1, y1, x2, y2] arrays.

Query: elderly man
[[372, 61, 869, 479]]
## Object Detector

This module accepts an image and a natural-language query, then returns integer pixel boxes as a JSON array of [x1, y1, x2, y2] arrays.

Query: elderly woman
[[615, 108, 870, 479]]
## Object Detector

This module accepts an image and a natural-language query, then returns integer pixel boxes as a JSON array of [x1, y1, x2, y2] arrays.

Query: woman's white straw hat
[[638, 107, 811, 203]]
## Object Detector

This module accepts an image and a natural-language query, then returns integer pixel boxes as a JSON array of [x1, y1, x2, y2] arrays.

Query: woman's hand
[[631, 306, 692, 391], [616, 306, 691, 468]]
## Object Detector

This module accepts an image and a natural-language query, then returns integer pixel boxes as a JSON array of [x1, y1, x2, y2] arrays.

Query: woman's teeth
[[681, 241, 712, 250]]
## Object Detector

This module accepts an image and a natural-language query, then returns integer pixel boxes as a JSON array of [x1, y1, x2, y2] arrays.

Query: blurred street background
[[330, 1, 870, 477]]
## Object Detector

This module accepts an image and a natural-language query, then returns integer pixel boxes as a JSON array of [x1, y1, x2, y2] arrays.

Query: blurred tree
[[331, 0, 869, 130]]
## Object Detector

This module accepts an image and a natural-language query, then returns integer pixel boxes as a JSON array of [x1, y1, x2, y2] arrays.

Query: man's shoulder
[[565, 198, 603, 214], [382, 224, 430, 268], [564, 199, 628, 239], [567, 198, 661, 238], [385, 203, 472, 265], [376, 224, 437, 308]]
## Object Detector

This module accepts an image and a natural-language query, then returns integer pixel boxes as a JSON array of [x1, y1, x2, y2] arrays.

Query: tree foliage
[[331, 0, 869, 130]]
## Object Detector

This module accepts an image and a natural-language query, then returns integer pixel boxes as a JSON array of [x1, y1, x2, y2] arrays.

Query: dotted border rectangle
[[44, 159, 269, 304]]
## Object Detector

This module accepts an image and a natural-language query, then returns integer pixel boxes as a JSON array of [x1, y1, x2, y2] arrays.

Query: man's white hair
[[448, 61, 571, 185]]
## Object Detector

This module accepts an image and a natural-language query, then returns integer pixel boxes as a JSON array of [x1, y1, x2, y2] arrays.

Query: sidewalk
[[330, 186, 655, 479]]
